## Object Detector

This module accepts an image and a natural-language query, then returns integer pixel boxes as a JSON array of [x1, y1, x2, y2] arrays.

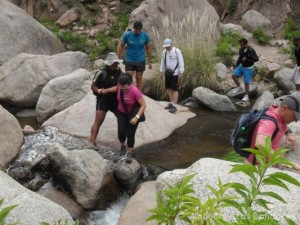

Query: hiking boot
[[125, 152, 133, 163], [169, 105, 177, 113], [120, 145, 126, 155], [164, 103, 173, 109], [242, 95, 249, 102], [86, 143, 100, 151]]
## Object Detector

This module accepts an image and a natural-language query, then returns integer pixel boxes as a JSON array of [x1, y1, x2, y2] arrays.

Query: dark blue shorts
[[125, 61, 145, 72]]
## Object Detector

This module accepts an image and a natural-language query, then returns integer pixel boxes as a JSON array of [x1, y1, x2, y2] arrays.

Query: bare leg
[[172, 90, 179, 104], [135, 71, 143, 91], [166, 89, 173, 103], [244, 84, 249, 96], [232, 74, 240, 87], [90, 110, 106, 144]]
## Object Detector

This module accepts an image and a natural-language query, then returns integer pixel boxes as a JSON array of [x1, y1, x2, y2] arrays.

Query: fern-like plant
[[148, 137, 300, 225], [0, 199, 18, 225]]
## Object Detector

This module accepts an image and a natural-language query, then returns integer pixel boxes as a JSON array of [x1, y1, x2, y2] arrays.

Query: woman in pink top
[[247, 95, 300, 170], [104, 75, 146, 163]]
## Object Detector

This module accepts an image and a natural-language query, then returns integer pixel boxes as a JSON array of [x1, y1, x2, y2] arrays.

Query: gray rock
[[193, 87, 236, 111], [0, 170, 73, 225], [0, 105, 23, 170], [0, 0, 65, 64]]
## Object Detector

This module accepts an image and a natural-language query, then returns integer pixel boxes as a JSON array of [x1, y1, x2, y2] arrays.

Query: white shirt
[[160, 47, 184, 76]]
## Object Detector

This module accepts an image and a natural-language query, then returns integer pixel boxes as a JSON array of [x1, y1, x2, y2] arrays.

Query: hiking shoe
[[231, 86, 243, 94], [164, 103, 173, 109], [242, 95, 249, 101], [86, 143, 100, 151], [126, 152, 133, 163], [169, 105, 177, 113], [120, 145, 126, 155]]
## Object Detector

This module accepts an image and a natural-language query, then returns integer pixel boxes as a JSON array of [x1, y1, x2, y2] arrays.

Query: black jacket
[[295, 46, 300, 66], [236, 46, 259, 68]]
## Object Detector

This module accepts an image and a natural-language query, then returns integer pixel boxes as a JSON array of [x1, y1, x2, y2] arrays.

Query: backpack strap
[[260, 114, 279, 140]]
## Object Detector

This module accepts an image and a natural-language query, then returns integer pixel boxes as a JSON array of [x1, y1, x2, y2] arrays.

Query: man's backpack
[[230, 108, 279, 157], [92, 69, 107, 95]]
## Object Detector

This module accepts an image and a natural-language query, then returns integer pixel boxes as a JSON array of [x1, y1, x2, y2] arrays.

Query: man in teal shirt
[[117, 21, 152, 91]]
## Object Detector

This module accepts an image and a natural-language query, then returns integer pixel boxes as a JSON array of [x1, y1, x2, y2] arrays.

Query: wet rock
[[8, 167, 32, 182]]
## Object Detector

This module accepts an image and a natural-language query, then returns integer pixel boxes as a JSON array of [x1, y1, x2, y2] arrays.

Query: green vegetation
[[148, 137, 300, 225], [150, 8, 219, 99], [283, 17, 300, 41], [215, 29, 241, 66], [40, 220, 79, 225], [226, 0, 238, 14], [252, 27, 271, 44], [0, 199, 18, 225]]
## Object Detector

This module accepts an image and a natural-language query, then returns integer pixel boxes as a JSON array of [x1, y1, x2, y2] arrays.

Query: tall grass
[[150, 8, 219, 99]]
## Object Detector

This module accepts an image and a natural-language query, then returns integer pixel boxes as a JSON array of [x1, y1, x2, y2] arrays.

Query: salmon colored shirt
[[247, 105, 287, 163]]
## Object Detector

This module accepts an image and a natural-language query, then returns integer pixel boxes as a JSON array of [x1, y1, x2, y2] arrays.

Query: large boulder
[[156, 158, 300, 224], [47, 143, 118, 210], [42, 92, 195, 148], [193, 87, 237, 111], [0, 105, 23, 171], [128, 0, 220, 43], [0, 170, 73, 225], [0, 0, 65, 65], [36, 68, 92, 124], [0, 52, 90, 107]]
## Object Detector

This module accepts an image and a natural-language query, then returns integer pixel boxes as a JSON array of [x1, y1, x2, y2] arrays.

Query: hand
[[242, 56, 247, 62], [101, 89, 109, 94], [285, 133, 297, 149], [97, 89, 103, 94], [160, 73, 164, 81], [294, 164, 300, 171], [130, 117, 138, 125], [178, 74, 183, 83], [148, 63, 152, 70]]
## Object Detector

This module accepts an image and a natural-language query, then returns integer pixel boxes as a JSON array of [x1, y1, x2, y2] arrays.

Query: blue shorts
[[233, 64, 254, 85]]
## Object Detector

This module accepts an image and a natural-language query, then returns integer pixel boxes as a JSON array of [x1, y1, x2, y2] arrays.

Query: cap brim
[[163, 44, 171, 47], [295, 111, 300, 121]]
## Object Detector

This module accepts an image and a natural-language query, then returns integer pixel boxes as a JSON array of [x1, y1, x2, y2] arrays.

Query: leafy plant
[[148, 137, 300, 224], [0, 199, 18, 225], [215, 29, 241, 66], [283, 17, 300, 41], [252, 27, 271, 44], [226, 0, 238, 14], [40, 219, 80, 225]]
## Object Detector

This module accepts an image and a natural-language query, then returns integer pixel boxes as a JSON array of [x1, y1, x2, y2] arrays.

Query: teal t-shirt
[[121, 30, 150, 62]]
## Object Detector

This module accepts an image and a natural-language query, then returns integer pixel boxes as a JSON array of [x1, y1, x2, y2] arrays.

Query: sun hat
[[281, 95, 300, 121], [133, 21, 143, 29], [163, 39, 172, 47], [103, 52, 123, 66]]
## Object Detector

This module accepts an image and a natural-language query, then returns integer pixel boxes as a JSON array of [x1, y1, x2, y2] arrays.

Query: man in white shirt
[[160, 39, 184, 113]]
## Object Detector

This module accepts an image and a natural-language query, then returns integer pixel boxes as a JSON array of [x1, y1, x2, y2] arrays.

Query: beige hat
[[103, 52, 123, 66]]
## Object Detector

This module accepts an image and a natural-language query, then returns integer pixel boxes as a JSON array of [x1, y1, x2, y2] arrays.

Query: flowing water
[[9, 105, 241, 225]]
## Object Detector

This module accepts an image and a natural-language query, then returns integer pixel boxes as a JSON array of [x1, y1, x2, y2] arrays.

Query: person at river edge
[[247, 95, 300, 170], [160, 38, 184, 113], [290, 37, 300, 92], [89, 53, 123, 148], [104, 75, 146, 163], [232, 38, 259, 102], [116, 21, 152, 91]]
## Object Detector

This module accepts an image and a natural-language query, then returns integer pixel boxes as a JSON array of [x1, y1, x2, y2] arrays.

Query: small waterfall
[[88, 195, 129, 225]]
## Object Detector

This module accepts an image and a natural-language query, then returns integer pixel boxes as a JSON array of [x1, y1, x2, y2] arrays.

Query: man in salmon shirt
[[248, 95, 300, 170]]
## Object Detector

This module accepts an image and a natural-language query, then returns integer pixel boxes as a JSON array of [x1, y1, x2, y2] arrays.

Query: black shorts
[[96, 99, 118, 112], [125, 61, 145, 72], [165, 75, 179, 91]]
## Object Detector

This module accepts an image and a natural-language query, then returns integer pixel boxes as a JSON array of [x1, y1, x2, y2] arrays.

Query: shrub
[[0, 199, 18, 225], [150, 8, 219, 99], [252, 27, 271, 44], [148, 137, 300, 224], [215, 29, 241, 66], [283, 17, 300, 41]]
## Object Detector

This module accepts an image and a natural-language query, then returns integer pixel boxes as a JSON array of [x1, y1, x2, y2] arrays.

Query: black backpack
[[92, 69, 107, 95], [230, 108, 279, 157]]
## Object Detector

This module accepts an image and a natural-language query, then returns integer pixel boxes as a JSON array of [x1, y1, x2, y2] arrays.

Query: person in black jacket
[[291, 37, 300, 91], [232, 38, 259, 101], [89, 53, 123, 148]]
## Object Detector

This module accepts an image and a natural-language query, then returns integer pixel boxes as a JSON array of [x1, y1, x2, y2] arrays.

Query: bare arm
[[145, 43, 152, 69], [91, 82, 103, 95], [130, 97, 146, 125], [116, 42, 125, 58]]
